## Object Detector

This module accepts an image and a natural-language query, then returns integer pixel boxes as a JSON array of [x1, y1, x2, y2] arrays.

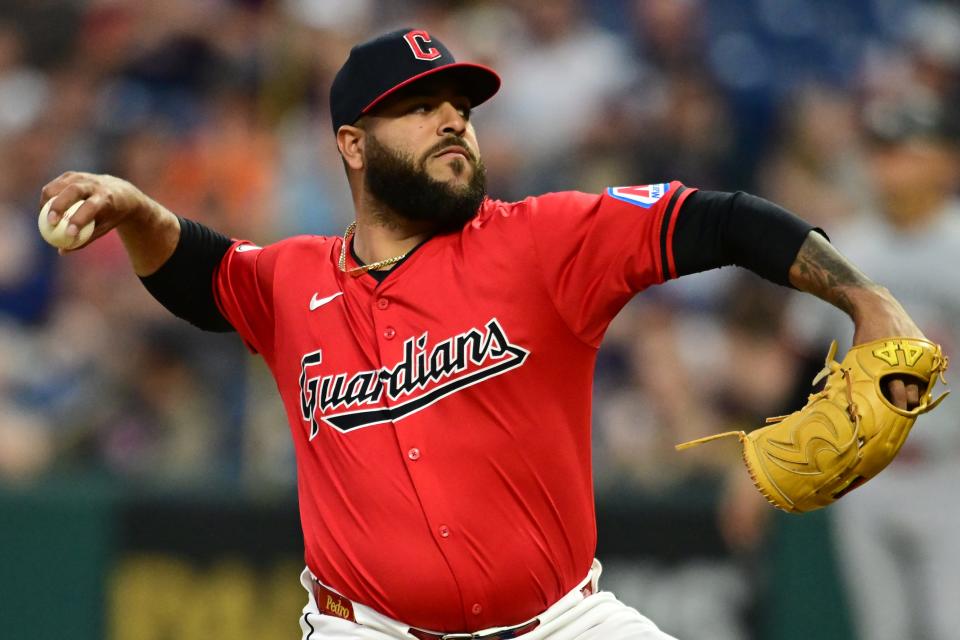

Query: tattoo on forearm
[[790, 233, 874, 316]]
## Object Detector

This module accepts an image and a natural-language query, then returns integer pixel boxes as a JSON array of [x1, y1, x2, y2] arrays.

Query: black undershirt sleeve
[[672, 190, 825, 287], [139, 217, 235, 332]]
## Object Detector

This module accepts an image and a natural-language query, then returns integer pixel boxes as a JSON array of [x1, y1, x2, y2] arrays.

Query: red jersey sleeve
[[213, 241, 277, 357], [523, 181, 695, 346]]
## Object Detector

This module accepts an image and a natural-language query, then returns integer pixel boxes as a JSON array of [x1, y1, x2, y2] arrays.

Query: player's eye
[[406, 101, 470, 119]]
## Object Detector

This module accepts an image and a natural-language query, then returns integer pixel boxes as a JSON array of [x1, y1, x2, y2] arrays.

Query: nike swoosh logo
[[235, 244, 262, 253], [310, 291, 343, 311]]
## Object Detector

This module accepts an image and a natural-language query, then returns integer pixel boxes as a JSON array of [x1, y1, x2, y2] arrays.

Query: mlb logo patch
[[607, 183, 671, 208]]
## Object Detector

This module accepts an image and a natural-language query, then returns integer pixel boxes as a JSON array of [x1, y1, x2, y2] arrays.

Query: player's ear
[[337, 124, 366, 171]]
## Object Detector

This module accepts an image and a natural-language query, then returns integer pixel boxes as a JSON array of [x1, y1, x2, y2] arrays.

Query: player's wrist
[[847, 286, 926, 344], [116, 190, 160, 228], [117, 199, 182, 276], [845, 284, 892, 317]]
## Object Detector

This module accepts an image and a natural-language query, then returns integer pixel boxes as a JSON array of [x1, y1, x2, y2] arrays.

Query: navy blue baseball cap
[[330, 28, 501, 132]]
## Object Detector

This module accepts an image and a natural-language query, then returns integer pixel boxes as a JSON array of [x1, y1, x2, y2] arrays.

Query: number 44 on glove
[[677, 338, 949, 513]]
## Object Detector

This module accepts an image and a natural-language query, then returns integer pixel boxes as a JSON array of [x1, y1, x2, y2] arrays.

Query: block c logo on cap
[[404, 30, 442, 61]]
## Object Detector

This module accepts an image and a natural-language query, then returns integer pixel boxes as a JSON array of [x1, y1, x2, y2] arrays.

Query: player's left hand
[[849, 286, 927, 411]]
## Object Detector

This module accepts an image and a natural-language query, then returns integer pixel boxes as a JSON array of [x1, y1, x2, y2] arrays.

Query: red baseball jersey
[[213, 181, 694, 631]]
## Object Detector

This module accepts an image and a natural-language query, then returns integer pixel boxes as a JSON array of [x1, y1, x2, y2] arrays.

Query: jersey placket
[[369, 281, 480, 627]]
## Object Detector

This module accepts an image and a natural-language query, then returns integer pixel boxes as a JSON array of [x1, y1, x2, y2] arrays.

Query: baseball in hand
[[38, 198, 95, 250]]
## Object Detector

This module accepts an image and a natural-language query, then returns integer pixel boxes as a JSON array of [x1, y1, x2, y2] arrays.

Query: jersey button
[[471, 603, 482, 616], [438, 525, 450, 538], [383, 327, 396, 340], [407, 447, 421, 461], [376, 298, 389, 310]]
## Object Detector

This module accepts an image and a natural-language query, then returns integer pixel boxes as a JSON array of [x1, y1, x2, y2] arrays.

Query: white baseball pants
[[299, 560, 678, 640]]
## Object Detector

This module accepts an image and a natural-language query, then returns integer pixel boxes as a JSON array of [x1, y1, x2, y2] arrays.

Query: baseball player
[[41, 29, 928, 640]]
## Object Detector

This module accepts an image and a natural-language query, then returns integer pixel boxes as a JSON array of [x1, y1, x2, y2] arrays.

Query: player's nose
[[436, 102, 467, 137]]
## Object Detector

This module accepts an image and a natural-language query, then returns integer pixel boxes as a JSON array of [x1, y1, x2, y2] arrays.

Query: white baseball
[[38, 198, 95, 250]]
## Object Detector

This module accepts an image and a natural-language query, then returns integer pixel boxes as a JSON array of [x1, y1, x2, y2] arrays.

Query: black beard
[[364, 132, 487, 233]]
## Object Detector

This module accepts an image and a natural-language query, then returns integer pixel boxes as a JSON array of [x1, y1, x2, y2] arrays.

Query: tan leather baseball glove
[[676, 338, 949, 513]]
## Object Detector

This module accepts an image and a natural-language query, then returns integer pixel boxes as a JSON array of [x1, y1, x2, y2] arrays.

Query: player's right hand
[[39, 172, 153, 252]]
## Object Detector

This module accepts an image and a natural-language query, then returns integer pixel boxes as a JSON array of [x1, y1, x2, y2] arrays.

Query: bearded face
[[363, 131, 487, 233]]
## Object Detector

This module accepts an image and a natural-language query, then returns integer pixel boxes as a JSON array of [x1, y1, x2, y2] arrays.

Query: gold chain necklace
[[338, 221, 409, 276]]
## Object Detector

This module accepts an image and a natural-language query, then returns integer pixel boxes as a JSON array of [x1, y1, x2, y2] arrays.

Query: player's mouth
[[433, 145, 472, 161]]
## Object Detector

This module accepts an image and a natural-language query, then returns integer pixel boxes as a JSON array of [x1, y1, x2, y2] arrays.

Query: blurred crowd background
[[1, 0, 959, 638]]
